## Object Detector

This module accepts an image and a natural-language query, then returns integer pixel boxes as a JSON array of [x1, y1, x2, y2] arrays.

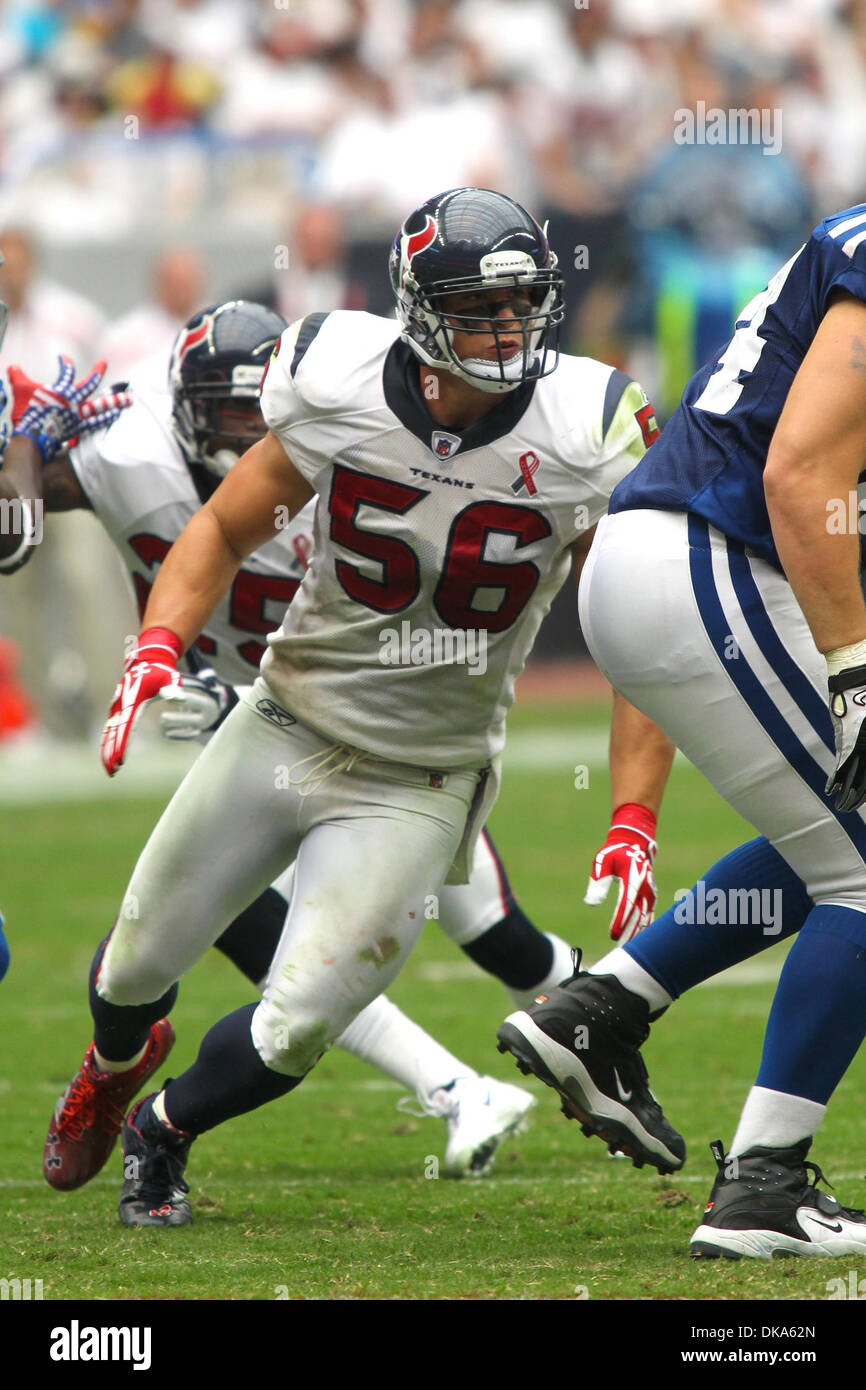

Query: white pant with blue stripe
[[579, 509, 866, 910]]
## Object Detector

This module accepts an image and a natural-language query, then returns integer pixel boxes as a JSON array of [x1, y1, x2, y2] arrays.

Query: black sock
[[462, 906, 554, 990], [212, 889, 287, 985], [162, 1003, 303, 1135], [90, 934, 178, 1062]]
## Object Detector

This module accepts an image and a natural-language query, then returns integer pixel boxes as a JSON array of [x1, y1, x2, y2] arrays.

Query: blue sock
[[0, 913, 9, 982], [626, 837, 812, 998], [757, 904, 866, 1103]]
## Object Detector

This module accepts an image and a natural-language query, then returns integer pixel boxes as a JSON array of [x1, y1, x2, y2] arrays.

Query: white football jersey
[[69, 379, 314, 686], [260, 310, 653, 767]]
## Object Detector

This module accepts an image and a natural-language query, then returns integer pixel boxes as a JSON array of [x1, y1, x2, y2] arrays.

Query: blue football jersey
[[610, 206, 866, 567]]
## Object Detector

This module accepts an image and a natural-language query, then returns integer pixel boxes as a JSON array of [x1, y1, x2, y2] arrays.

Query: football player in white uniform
[[5, 303, 646, 1178], [3, 302, 570, 1178], [29, 189, 674, 1226]]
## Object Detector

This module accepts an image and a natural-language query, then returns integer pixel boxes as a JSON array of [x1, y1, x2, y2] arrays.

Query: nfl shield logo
[[430, 430, 461, 461]]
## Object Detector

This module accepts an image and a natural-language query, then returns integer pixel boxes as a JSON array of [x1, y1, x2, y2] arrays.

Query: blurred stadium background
[[0, 0, 864, 740]]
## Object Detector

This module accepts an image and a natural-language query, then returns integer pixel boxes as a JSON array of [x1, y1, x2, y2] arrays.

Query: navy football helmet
[[389, 188, 564, 393], [169, 300, 287, 478]]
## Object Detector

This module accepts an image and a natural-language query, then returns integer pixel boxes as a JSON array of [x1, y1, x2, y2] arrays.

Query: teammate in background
[[3, 300, 653, 1181], [499, 203, 866, 1260], [32, 190, 674, 1227]]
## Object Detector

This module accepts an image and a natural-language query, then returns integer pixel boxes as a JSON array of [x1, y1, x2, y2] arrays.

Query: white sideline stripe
[[0, 729, 695, 804]]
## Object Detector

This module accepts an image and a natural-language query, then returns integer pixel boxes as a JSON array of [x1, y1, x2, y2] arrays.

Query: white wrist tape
[[825, 638, 866, 678], [0, 497, 36, 571]]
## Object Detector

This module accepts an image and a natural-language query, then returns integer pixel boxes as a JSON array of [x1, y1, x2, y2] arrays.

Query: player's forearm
[[608, 692, 675, 817], [0, 435, 42, 564], [765, 466, 866, 654], [141, 508, 241, 651]]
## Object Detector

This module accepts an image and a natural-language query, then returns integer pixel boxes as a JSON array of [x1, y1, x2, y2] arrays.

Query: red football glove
[[100, 628, 185, 777], [585, 802, 658, 943]]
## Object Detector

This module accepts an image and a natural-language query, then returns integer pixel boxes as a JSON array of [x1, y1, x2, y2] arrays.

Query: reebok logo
[[256, 698, 296, 729]]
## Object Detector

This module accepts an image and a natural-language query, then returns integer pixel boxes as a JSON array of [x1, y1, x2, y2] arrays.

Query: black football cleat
[[496, 951, 685, 1173], [118, 1094, 193, 1228], [690, 1138, 866, 1259]]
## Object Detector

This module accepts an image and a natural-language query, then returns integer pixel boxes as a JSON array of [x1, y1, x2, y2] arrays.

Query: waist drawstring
[[285, 743, 368, 797]]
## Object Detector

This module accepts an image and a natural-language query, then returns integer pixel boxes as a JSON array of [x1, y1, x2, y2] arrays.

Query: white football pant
[[98, 687, 480, 1076], [579, 509, 866, 908]]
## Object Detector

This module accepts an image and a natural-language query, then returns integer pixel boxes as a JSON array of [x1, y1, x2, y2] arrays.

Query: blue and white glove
[[159, 667, 239, 740], [9, 356, 131, 462]]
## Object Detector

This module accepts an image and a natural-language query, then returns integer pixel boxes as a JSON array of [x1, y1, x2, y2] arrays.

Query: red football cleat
[[43, 1019, 175, 1191]]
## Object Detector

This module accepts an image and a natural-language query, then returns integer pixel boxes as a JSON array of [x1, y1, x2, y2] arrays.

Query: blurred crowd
[[1, 0, 866, 734], [2, 0, 866, 396]]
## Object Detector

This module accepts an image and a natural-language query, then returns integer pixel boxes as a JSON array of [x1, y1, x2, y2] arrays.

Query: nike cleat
[[691, 1139, 866, 1259], [118, 1094, 193, 1228], [43, 1019, 175, 1191], [496, 953, 684, 1173], [441, 1076, 536, 1177], [398, 1074, 537, 1177]]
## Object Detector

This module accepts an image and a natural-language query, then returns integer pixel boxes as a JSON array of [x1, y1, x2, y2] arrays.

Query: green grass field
[[1, 698, 864, 1302]]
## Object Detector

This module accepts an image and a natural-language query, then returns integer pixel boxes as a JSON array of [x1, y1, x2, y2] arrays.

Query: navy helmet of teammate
[[169, 300, 287, 482], [499, 203, 866, 1259]]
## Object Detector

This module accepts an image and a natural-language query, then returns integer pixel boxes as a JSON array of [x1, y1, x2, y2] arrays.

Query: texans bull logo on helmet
[[172, 312, 214, 367], [399, 215, 437, 289]]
